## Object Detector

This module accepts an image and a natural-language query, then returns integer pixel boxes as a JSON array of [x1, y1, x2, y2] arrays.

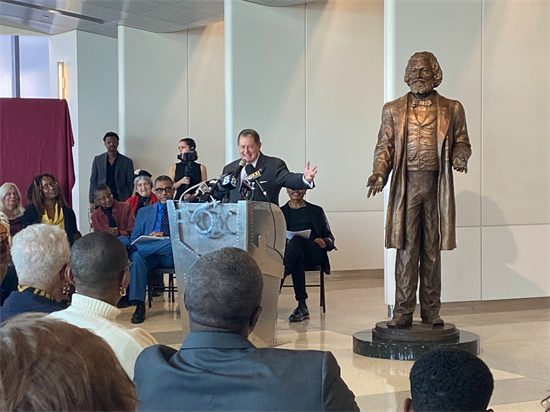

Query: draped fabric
[[0, 98, 75, 206]]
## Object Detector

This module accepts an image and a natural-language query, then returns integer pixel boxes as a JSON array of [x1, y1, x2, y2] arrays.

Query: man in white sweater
[[50, 232, 157, 378]]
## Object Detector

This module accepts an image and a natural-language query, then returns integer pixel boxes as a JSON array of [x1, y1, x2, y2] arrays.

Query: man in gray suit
[[134, 247, 359, 412], [222, 129, 317, 205], [89, 132, 134, 212]]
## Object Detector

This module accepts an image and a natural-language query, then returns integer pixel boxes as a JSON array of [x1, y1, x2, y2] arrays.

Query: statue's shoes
[[387, 315, 412, 328], [422, 316, 444, 327]]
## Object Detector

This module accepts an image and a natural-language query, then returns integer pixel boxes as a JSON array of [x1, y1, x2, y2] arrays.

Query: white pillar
[[49, 31, 118, 235]]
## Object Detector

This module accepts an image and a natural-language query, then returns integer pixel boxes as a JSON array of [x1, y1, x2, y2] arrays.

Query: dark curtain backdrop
[[0, 98, 75, 207]]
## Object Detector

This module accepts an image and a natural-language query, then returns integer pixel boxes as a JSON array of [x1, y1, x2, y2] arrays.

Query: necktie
[[160, 207, 170, 237], [412, 99, 432, 107]]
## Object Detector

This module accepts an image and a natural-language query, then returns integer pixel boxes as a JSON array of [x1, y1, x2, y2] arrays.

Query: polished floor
[[117, 271, 550, 412]]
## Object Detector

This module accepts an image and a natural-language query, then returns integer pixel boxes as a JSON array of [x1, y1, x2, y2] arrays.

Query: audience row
[[0, 224, 505, 411]]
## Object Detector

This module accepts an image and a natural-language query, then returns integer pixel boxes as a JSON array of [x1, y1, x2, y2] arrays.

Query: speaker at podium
[[167, 199, 286, 347]]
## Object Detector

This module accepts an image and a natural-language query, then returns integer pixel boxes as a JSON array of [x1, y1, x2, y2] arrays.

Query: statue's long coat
[[372, 92, 472, 251]]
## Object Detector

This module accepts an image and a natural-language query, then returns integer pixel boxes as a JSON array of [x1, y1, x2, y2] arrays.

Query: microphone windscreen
[[245, 164, 256, 175]]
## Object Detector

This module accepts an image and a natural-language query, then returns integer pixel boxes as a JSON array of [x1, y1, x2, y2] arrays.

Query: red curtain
[[0, 98, 75, 206]]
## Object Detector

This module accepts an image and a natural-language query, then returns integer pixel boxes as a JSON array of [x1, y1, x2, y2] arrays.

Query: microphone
[[184, 181, 210, 203], [244, 164, 268, 201], [221, 159, 246, 190]]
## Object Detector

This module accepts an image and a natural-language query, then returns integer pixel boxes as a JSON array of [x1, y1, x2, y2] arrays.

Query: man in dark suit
[[222, 129, 317, 205], [134, 247, 359, 412], [128, 176, 174, 324], [89, 132, 134, 212]]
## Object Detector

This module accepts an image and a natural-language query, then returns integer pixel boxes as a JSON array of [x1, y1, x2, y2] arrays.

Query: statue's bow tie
[[412, 99, 433, 108]]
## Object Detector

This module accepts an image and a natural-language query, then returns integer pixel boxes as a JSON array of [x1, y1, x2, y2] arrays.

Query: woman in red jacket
[[91, 184, 135, 245], [125, 170, 157, 216]]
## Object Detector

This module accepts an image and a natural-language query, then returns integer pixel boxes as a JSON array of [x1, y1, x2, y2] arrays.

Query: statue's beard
[[409, 79, 435, 95]]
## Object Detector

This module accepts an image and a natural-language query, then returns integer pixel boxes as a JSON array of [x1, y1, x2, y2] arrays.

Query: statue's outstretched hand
[[452, 155, 468, 173], [367, 174, 385, 198]]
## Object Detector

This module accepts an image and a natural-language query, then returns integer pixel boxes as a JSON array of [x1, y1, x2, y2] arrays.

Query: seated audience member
[[0, 212, 9, 283], [91, 184, 135, 245], [128, 175, 174, 324], [22, 173, 81, 245], [405, 348, 494, 412], [0, 224, 70, 322], [134, 247, 358, 412], [0, 182, 24, 237], [0, 208, 17, 306], [0, 314, 137, 411], [169, 138, 208, 200], [126, 169, 158, 216], [281, 188, 336, 322], [89, 131, 135, 213], [50, 232, 157, 378]]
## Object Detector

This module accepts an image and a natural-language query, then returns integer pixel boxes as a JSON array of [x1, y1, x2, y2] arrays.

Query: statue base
[[353, 321, 479, 361]]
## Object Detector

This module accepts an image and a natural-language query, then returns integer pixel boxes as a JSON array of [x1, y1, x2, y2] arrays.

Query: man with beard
[[366, 52, 471, 328]]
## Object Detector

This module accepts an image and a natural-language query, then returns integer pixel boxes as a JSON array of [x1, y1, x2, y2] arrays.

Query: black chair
[[146, 268, 177, 308], [282, 265, 326, 313]]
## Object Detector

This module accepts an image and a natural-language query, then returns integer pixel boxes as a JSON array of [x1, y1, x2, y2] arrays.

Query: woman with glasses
[[21, 174, 81, 246], [126, 169, 158, 216], [49, 232, 157, 378], [91, 184, 135, 244]]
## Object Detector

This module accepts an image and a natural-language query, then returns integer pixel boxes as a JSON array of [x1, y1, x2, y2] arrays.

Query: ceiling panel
[[0, 0, 312, 37]]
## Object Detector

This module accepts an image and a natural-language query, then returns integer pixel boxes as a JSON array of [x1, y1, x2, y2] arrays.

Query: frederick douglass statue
[[367, 52, 471, 328]]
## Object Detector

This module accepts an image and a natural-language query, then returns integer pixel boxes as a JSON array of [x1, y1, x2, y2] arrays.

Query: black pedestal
[[353, 321, 479, 361]]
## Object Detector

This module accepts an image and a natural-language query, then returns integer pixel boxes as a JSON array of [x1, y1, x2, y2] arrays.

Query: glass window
[[20, 36, 50, 98], [0, 35, 13, 98]]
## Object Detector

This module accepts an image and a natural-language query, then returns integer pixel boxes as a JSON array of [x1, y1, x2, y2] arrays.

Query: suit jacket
[[130, 204, 159, 243], [372, 92, 471, 250], [21, 204, 80, 246], [281, 201, 335, 274], [222, 153, 312, 206], [89, 152, 134, 203], [91, 200, 135, 236], [134, 332, 359, 412]]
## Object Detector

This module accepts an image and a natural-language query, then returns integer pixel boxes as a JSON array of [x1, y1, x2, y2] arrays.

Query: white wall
[[225, 0, 385, 270], [48, 31, 80, 224], [119, 24, 226, 183], [49, 31, 118, 235], [386, 0, 550, 301]]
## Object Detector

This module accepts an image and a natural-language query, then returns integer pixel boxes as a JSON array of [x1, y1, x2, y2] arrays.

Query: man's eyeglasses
[[155, 187, 173, 194]]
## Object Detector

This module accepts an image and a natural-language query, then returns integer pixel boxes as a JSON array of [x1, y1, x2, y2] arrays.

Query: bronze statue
[[367, 52, 471, 328]]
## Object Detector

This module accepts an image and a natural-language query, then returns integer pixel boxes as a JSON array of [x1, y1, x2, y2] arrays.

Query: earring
[[119, 287, 126, 297], [62, 283, 70, 295]]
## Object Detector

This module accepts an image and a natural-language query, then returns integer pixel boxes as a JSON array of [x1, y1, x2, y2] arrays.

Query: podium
[[167, 200, 286, 347]]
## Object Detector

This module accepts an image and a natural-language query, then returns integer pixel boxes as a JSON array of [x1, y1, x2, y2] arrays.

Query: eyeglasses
[[125, 261, 134, 271], [155, 187, 173, 194], [96, 194, 113, 203]]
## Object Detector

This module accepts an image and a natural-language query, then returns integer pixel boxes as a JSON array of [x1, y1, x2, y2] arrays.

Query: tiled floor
[[117, 271, 550, 412]]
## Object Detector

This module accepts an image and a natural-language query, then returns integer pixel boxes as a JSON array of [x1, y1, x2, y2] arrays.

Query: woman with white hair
[[125, 170, 158, 216], [0, 182, 25, 238], [0, 224, 71, 323]]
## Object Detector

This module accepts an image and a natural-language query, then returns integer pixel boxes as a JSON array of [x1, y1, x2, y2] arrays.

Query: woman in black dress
[[168, 138, 207, 201]]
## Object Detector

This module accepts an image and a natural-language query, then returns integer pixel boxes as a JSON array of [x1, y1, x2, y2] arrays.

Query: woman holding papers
[[280, 188, 336, 322]]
